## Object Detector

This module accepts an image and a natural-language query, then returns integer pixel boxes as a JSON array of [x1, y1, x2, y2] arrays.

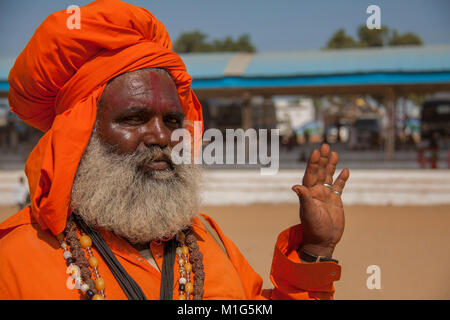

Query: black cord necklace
[[72, 212, 177, 300]]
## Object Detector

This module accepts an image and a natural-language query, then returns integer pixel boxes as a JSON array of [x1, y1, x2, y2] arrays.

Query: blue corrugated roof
[[179, 52, 237, 79], [190, 72, 450, 90], [244, 45, 450, 77], [186, 45, 450, 88], [1, 45, 450, 91]]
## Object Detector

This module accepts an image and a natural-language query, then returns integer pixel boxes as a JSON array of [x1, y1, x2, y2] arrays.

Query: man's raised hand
[[292, 144, 350, 258]]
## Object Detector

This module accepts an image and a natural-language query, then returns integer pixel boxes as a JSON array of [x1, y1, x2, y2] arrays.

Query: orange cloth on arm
[[1, 0, 341, 299]]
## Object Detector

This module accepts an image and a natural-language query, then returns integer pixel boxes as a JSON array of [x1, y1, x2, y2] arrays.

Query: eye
[[120, 115, 146, 125], [164, 116, 183, 128]]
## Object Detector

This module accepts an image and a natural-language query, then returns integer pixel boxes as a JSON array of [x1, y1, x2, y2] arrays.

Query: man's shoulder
[[196, 213, 221, 230], [0, 207, 34, 235], [0, 210, 59, 264], [0, 222, 40, 249], [0, 211, 72, 299], [194, 213, 225, 239]]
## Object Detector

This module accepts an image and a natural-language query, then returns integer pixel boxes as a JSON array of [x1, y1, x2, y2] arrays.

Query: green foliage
[[173, 30, 213, 53], [326, 29, 358, 49], [325, 25, 423, 49], [174, 31, 256, 53], [388, 30, 423, 46], [357, 25, 389, 47]]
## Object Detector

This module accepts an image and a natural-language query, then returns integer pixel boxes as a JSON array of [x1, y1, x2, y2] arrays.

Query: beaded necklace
[[57, 217, 105, 300], [58, 215, 204, 300], [179, 230, 205, 300], [176, 231, 205, 300]]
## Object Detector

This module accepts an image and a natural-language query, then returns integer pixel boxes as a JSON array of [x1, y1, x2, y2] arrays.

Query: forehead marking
[[149, 71, 162, 110]]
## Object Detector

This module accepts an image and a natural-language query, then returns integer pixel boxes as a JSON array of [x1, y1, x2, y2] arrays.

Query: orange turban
[[8, 0, 203, 236]]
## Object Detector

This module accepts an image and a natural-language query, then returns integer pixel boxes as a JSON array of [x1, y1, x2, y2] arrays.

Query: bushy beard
[[70, 130, 202, 244]]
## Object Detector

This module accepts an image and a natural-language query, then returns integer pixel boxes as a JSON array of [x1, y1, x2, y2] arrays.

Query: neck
[[131, 242, 150, 252]]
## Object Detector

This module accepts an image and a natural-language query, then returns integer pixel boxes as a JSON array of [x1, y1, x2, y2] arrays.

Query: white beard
[[70, 129, 202, 244]]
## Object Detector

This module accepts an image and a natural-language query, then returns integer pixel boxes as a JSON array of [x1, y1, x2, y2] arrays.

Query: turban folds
[[8, 0, 203, 235]]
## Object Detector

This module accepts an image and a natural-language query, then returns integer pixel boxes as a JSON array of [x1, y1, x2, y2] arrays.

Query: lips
[[142, 160, 170, 171]]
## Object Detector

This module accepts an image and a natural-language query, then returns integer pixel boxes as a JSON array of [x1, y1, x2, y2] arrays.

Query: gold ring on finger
[[323, 183, 332, 189]]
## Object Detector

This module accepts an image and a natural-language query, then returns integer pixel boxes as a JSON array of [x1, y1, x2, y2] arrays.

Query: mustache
[[132, 145, 174, 168]]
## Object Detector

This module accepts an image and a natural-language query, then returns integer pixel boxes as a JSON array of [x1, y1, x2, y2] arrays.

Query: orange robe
[[0, 208, 340, 300], [2, 0, 341, 299]]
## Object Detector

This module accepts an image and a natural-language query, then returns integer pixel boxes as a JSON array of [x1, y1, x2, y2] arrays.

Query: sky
[[0, 0, 449, 59]]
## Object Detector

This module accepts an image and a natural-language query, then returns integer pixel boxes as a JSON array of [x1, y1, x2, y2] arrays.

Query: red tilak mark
[[149, 72, 162, 111]]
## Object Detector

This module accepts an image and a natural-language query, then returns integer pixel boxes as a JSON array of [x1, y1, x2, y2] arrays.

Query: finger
[[332, 168, 350, 195], [316, 144, 330, 185], [324, 151, 338, 185], [292, 185, 316, 217], [302, 149, 320, 187]]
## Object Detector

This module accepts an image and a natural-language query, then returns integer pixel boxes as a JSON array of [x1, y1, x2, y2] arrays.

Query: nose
[[141, 116, 170, 149]]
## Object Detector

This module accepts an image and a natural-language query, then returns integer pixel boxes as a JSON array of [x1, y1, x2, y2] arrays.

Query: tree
[[325, 29, 357, 49], [173, 30, 213, 53], [388, 30, 423, 46], [174, 31, 256, 53], [325, 25, 423, 49], [357, 25, 390, 47], [235, 34, 256, 53]]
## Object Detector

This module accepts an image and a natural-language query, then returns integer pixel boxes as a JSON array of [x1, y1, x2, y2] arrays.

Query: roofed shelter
[[1, 45, 450, 160], [180, 45, 450, 160]]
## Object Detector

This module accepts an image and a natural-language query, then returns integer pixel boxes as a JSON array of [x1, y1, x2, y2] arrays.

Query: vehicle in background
[[421, 96, 450, 145], [420, 94, 450, 168], [350, 117, 382, 150]]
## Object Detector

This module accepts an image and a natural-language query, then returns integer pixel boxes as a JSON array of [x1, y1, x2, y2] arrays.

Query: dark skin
[[97, 69, 185, 171], [292, 145, 349, 258], [96, 69, 350, 259]]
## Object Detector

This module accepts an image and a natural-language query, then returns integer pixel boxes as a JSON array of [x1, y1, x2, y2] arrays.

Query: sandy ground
[[200, 204, 450, 300], [1, 204, 449, 299]]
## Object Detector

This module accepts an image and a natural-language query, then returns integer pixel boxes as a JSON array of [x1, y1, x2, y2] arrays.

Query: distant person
[[14, 177, 29, 210], [348, 126, 358, 150], [297, 149, 307, 162], [304, 130, 310, 144], [417, 146, 426, 169], [287, 132, 296, 151], [334, 121, 341, 143], [429, 133, 439, 169]]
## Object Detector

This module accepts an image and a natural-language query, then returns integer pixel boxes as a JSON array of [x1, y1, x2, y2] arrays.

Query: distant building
[[274, 97, 314, 138]]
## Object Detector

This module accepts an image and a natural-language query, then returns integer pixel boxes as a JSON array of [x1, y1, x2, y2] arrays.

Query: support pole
[[262, 95, 276, 129], [241, 92, 252, 130], [241, 92, 253, 163], [385, 88, 396, 161]]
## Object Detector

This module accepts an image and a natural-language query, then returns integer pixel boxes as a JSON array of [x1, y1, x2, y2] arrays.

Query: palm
[[292, 144, 349, 257]]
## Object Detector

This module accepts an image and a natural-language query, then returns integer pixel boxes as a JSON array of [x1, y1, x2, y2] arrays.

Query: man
[[0, 0, 349, 300], [14, 177, 29, 211]]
